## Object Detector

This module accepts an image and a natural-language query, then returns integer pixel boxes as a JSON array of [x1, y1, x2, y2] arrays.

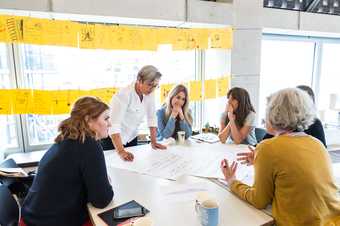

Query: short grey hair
[[266, 88, 316, 132], [137, 65, 162, 83]]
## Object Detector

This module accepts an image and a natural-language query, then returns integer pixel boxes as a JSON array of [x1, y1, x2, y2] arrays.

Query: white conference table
[[88, 141, 274, 226]]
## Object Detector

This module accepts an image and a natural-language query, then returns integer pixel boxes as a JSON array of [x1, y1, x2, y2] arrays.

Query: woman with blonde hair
[[21, 97, 114, 226], [221, 88, 340, 226], [157, 84, 193, 140]]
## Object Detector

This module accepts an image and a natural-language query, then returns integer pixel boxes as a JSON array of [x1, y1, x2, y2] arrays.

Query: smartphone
[[113, 206, 145, 219], [113, 200, 149, 219]]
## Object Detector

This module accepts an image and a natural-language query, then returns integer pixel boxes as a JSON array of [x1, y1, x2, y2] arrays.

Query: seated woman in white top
[[156, 84, 193, 140], [218, 87, 257, 145]]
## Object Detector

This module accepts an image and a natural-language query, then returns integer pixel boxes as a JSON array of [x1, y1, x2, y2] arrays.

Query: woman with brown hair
[[218, 87, 257, 145], [21, 97, 114, 226], [156, 84, 193, 140]]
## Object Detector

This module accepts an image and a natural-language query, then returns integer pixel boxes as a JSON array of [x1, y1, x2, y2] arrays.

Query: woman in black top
[[262, 85, 326, 147], [22, 97, 114, 226]]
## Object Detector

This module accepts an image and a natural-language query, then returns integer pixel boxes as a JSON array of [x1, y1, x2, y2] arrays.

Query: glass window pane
[[19, 44, 196, 145], [0, 43, 18, 152], [204, 49, 231, 128], [259, 38, 315, 123], [318, 43, 340, 125]]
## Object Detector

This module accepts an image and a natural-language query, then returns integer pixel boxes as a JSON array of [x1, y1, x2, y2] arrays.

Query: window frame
[[1, 44, 25, 155], [2, 43, 209, 155], [262, 33, 340, 106]]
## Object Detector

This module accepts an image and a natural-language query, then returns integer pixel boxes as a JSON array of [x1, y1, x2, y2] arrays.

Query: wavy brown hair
[[55, 96, 109, 143], [226, 87, 255, 128]]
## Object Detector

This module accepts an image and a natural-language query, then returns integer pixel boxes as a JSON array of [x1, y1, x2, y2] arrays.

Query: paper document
[[105, 143, 252, 181], [106, 145, 192, 180], [0, 167, 28, 177], [190, 133, 220, 144], [160, 183, 209, 203]]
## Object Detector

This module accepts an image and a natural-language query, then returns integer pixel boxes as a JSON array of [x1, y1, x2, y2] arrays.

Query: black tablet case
[[97, 200, 149, 226]]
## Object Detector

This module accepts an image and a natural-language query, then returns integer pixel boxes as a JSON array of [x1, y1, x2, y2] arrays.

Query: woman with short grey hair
[[221, 88, 340, 226], [262, 86, 326, 147], [102, 65, 166, 161], [266, 88, 316, 133], [137, 65, 162, 84]]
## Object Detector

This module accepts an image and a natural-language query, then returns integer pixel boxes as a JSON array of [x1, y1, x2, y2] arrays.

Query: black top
[[262, 118, 327, 147], [22, 137, 114, 226]]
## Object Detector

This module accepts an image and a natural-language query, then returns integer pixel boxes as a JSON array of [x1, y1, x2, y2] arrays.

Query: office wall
[[263, 8, 340, 34]]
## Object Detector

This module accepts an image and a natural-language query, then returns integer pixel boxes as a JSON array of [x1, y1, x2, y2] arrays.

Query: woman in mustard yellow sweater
[[221, 88, 340, 226]]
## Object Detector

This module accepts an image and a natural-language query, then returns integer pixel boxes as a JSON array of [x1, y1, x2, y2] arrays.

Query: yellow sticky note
[[31, 90, 52, 114], [13, 89, 32, 114], [187, 29, 209, 50], [125, 26, 144, 50], [5, 16, 23, 42], [23, 17, 51, 45], [157, 28, 176, 45], [0, 89, 13, 114], [209, 28, 233, 49], [110, 26, 131, 50], [79, 23, 96, 49], [141, 28, 158, 51], [217, 76, 230, 97], [160, 84, 174, 104], [50, 90, 73, 114], [59, 21, 79, 47], [41, 19, 62, 46], [0, 15, 10, 42], [189, 81, 202, 101], [90, 88, 118, 103], [173, 29, 189, 50], [204, 79, 217, 99], [94, 24, 111, 49]]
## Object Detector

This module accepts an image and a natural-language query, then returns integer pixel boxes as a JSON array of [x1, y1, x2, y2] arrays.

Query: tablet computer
[[98, 200, 150, 226], [113, 200, 149, 219]]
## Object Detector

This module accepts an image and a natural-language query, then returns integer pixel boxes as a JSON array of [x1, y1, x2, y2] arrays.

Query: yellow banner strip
[[0, 14, 233, 50], [0, 76, 230, 115]]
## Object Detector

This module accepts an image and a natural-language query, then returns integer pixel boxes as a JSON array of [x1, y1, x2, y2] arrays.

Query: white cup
[[177, 131, 186, 144]]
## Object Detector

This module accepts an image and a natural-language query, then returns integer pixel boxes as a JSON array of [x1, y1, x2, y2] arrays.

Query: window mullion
[[196, 49, 205, 132], [6, 43, 26, 154], [311, 41, 323, 108]]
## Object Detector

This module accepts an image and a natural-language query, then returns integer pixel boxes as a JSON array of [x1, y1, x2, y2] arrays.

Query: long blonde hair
[[55, 96, 109, 143], [164, 84, 193, 126]]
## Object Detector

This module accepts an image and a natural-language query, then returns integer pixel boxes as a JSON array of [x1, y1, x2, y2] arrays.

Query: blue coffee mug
[[195, 199, 219, 226]]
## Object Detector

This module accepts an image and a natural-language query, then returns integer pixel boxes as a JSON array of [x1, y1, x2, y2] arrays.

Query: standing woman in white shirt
[[101, 65, 166, 161], [218, 87, 257, 145]]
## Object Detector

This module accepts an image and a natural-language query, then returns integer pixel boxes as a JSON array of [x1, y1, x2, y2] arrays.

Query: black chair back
[[0, 159, 18, 187], [255, 127, 267, 143], [0, 185, 19, 226]]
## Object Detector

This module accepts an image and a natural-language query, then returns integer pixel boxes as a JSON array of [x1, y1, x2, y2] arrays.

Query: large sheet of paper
[[105, 142, 253, 182], [105, 145, 192, 180]]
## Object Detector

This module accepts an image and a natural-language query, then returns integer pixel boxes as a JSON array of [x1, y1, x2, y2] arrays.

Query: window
[[318, 43, 340, 125], [259, 37, 315, 123], [0, 44, 19, 158], [16, 44, 197, 148], [203, 49, 231, 128]]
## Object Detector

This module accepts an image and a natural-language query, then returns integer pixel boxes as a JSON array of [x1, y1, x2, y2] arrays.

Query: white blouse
[[109, 83, 157, 144]]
